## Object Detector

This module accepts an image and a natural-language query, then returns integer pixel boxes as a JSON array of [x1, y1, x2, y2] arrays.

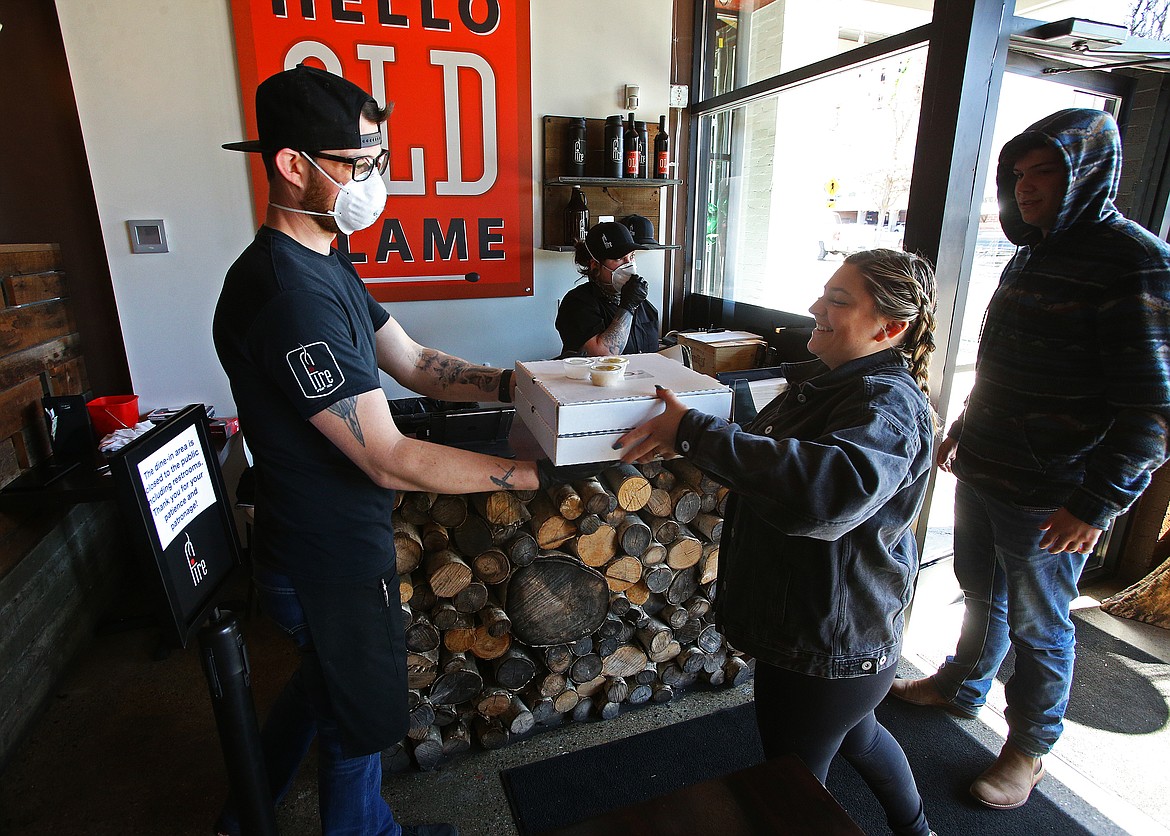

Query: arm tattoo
[[601, 309, 634, 355], [326, 396, 366, 447], [490, 465, 517, 490], [417, 350, 497, 394]]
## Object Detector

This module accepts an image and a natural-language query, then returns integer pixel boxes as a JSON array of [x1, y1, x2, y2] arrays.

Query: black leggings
[[753, 662, 930, 836]]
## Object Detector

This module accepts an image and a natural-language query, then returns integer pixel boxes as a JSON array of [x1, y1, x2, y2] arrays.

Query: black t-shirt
[[213, 226, 393, 582], [555, 280, 660, 357]]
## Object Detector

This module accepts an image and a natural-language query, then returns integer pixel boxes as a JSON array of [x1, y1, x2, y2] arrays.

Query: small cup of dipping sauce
[[563, 357, 594, 379], [590, 363, 625, 387], [597, 356, 629, 369]]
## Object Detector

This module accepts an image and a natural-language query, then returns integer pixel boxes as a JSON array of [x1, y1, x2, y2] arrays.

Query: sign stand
[[200, 608, 278, 836]]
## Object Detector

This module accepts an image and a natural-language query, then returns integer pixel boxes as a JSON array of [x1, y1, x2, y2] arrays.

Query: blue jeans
[[217, 563, 400, 836], [934, 481, 1088, 757]]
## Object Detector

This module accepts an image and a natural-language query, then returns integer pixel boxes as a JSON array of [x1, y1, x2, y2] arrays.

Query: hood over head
[[996, 108, 1122, 246]]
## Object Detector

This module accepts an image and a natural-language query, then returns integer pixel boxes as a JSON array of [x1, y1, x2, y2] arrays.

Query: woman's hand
[[616, 386, 688, 464], [936, 435, 958, 472]]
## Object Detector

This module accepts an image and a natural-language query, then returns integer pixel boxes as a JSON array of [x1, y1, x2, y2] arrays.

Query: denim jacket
[[676, 349, 934, 678]]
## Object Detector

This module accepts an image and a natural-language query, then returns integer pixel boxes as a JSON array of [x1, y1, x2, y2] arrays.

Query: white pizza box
[[514, 353, 732, 465]]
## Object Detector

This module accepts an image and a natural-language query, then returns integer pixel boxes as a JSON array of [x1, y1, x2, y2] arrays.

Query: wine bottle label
[[657, 153, 668, 177], [573, 139, 585, 165], [625, 150, 639, 176]]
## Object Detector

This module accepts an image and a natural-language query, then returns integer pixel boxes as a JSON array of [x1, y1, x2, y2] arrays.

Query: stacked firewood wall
[[387, 459, 752, 771]]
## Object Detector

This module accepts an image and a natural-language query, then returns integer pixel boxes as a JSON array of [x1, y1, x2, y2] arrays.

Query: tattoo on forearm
[[490, 465, 517, 490], [417, 350, 496, 393], [327, 396, 366, 446], [602, 310, 633, 355]]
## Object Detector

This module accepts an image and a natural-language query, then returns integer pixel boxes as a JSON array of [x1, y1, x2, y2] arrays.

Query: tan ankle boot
[[970, 744, 1045, 809], [888, 676, 979, 719]]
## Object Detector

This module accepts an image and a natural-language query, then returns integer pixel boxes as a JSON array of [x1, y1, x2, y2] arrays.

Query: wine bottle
[[654, 115, 670, 179], [563, 186, 589, 246], [636, 121, 649, 178], [623, 112, 640, 178]]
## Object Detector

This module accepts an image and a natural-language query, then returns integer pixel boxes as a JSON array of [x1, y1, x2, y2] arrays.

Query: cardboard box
[[515, 353, 732, 465], [676, 331, 768, 376]]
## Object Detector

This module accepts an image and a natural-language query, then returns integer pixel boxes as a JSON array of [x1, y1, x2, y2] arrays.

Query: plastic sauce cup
[[563, 357, 594, 379], [590, 364, 625, 387]]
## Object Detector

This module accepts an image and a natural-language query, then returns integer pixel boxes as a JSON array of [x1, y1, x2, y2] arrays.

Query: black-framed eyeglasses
[[307, 149, 389, 182]]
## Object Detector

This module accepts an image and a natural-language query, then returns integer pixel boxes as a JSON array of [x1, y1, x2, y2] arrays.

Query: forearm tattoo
[[601, 309, 634, 355], [490, 464, 517, 490], [417, 350, 497, 394], [327, 396, 366, 446]]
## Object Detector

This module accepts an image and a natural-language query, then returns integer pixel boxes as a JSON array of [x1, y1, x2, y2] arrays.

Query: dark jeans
[[753, 662, 930, 836], [217, 563, 400, 836]]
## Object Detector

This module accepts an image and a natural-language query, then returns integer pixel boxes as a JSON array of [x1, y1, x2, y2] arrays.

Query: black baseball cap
[[584, 221, 647, 262], [223, 63, 383, 154], [620, 214, 663, 248]]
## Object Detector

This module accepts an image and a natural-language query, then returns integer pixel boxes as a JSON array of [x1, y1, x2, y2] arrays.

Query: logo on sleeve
[[287, 342, 346, 398]]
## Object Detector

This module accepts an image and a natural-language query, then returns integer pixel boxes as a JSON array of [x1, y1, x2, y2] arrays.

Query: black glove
[[619, 276, 648, 312], [536, 458, 609, 491]]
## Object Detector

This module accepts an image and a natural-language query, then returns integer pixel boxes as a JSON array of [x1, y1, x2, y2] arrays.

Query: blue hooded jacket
[[950, 108, 1170, 527]]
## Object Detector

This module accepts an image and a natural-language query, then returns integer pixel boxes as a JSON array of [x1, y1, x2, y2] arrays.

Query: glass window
[[705, 0, 933, 97], [696, 46, 927, 314], [1014, 0, 1136, 27]]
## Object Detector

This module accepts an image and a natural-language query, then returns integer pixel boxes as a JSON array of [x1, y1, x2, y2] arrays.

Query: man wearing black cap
[[214, 64, 590, 836], [555, 220, 660, 357]]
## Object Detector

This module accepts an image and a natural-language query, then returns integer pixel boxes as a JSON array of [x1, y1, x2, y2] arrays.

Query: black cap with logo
[[584, 221, 648, 262], [223, 63, 382, 154], [620, 214, 663, 248]]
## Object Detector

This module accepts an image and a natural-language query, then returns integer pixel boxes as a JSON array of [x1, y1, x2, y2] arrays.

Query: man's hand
[[536, 458, 609, 491], [619, 276, 649, 312], [1039, 507, 1104, 555]]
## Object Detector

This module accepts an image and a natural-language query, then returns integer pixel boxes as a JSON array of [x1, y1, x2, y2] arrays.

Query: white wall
[[54, 0, 673, 413]]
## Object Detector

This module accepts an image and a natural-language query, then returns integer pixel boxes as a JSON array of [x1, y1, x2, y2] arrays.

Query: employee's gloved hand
[[619, 276, 648, 312], [536, 458, 609, 491]]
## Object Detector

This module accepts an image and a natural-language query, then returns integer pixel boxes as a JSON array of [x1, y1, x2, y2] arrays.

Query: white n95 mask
[[610, 260, 638, 290], [272, 153, 388, 235]]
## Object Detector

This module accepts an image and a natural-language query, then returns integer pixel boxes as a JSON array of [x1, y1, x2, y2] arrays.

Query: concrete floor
[[1, 564, 1168, 836]]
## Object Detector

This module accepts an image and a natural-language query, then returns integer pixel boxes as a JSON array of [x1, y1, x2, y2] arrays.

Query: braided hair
[[843, 248, 938, 404]]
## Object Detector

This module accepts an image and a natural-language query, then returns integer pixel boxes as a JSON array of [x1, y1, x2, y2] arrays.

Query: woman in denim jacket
[[618, 249, 938, 836]]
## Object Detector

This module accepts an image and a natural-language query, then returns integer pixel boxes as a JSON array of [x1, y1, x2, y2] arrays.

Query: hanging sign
[[227, 0, 534, 302]]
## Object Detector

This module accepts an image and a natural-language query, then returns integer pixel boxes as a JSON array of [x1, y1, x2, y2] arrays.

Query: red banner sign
[[228, 0, 533, 302]]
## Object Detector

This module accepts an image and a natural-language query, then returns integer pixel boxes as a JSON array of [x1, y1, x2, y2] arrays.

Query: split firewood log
[[659, 604, 689, 630], [624, 579, 651, 606], [565, 524, 618, 567], [651, 681, 675, 703], [627, 683, 653, 704], [407, 698, 436, 740], [432, 704, 458, 727], [476, 686, 513, 718], [492, 644, 537, 690], [575, 673, 607, 697], [568, 652, 603, 684], [452, 514, 494, 557], [394, 518, 423, 574], [397, 492, 433, 526], [527, 491, 576, 549], [468, 547, 511, 586], [642, 512, 679, 545], [441, 718, 472, 757], [698, 542, 719, 585], [452, 580, 488, 614], [684, 594, 712, 620], [479, 599, 512, 638], [430, 494, 468, 528], [674, 618, 702, 645], [664, 459, 721, 494], [535, 670, 568, 698], [603, 463, 652, 511], [551, 682, 581, 713], [575, 513, 603, 535], [405, 612, 441, 653], [406, 647, 438, 690], [723, 655, 754, 687], [668, 485, 702, 524], [501, 695, 536, 735], [634, 662, 658, 685], [640, 540, 667, 567], [421, 521, 450, 552], [399, 572, 415, 605], [616, 516, 652, 557], [548, 482, 584, 520], [665, 524, 702, 570], [608, 592, 631, 617], [691, 512, 724, 542], [643, 564, 673, 594], [543, 644, 573, 674], [660, 661, 698, 690], [575, 476, 618, 516], [409, 725, 444, 771], [504, 531, 539, 568], [666, 566, 699, 605], [636, 616, 674, 656], [469, 625, 511, 660], [410, 578, 437, 612], [648, 639, 682, 664], [643, 487, 674, 518], [571, 696, 595, 723], [503, 554, 608, 646], [473, 716, 510, 750], [472, 491, 531, 527], [600, 643, 648, 678], [428, 651, 482, 706], [424, 549, 473, 598], [604, 555, 643, 592]]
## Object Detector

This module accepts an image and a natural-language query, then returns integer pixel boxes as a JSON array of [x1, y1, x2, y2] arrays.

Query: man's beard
[[302, 170, 341, 236]]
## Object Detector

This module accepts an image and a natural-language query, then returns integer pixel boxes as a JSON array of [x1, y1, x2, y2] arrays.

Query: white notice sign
[[136, 424, 218, 551]]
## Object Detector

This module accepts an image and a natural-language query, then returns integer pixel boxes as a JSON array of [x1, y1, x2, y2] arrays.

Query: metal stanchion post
[[199, 608, 278, 836]]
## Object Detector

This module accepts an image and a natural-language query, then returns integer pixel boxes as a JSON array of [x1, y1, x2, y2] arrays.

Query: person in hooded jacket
[[890, 109, 1170, 810], [617, 248, 939, 836]]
